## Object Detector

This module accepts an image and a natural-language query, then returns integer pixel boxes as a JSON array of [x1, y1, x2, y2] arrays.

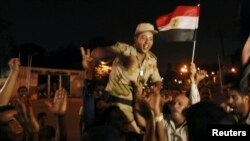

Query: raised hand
[[189, 63, 207, 85], [146, 87, 162, 116], [45, 88, 68, 141], [136, 97, 153, 120], [8, 58, 21, 72], [195, 69, 207, 85], [45, 88, 68, 116], [0, 58, 21, 106], [80, 47, 95, 70], [131, 81, 144, 100], [17, 94, 40, 133], [190, 63, 196, 77]]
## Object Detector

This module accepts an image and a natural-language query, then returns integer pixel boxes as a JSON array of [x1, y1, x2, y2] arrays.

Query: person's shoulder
[[148, 51, 157, 60]]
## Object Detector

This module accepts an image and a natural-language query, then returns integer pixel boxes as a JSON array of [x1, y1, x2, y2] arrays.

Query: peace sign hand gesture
[[80, 47, 95, 70]]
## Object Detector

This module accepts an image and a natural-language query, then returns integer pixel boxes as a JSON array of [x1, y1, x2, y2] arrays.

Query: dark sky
[[1, 0, 249, 72]]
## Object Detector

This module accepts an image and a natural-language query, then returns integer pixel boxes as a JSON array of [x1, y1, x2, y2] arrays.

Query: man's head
[[227, 88, 250, 120], [199, 86, 212, 101], [170, 93, 190, 121], [223, 73, 250, 121], [17, 86, 28, 99], [134, 23, 158, 36], [0, 105, 24, 141], [134, 23, 158, 54]]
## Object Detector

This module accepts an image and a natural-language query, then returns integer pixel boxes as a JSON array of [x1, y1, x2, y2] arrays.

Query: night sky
[[1, 0, 250, 72]]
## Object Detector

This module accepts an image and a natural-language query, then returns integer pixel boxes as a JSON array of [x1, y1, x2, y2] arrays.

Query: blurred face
[[170, 94, 189, 119], [200, 88, 212, 101], [18, 87, 27, 99], [160, 90, 173, 104], [134, 31, 154, 54], [0, 109, 24, 141], [227, 89, 249, 118]]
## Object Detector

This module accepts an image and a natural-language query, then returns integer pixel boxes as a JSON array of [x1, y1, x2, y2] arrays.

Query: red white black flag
[[156, 5, 200, 42]]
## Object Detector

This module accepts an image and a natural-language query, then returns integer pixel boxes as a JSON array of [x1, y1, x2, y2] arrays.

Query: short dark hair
[[0, 105, 19, 140], [17, 86, 28, 93], [0, 105, 16, 126], [223, 72, 250, 97]]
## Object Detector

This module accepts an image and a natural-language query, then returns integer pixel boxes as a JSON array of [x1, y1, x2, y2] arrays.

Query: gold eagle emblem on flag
[[171, 19, 180, 28]]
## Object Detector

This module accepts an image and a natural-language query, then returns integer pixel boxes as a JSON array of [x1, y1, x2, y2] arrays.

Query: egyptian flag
[[156, 5, 200, 42]]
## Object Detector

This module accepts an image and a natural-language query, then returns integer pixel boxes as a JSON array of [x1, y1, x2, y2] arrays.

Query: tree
[[46, 43, 82, 69], [11, 43, 46, 67]]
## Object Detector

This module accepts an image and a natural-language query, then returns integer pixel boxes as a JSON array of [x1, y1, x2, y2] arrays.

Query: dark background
[[0, 0, 250, 73]]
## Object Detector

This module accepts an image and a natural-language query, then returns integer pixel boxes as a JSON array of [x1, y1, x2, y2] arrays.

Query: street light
[[180, 65, 188, 75], [211, 72, 215, 75], [180, 65, 188, 89], [231, 67, 236, 73], [211, 71, 216, 83]]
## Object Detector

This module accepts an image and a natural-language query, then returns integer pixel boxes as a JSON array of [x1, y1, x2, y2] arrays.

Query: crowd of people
[[0, 22, 249, 141]]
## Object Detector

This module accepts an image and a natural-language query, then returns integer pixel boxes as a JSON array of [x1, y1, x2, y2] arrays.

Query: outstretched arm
[[16, 94, 40, 141], [45, 88, 68, 141], [80, 47, 96, 134], [133, 81, 167, 141], [149, 88, 167, 141], [133, 81, 157, 141], [0, 58, 20, 106], [90, 46, 117, 61]]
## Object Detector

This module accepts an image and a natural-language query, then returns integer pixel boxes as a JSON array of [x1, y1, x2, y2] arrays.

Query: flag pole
[[191, 4, 200, 63], [218, 53, 223, 94], [191, 40, 196, 63]]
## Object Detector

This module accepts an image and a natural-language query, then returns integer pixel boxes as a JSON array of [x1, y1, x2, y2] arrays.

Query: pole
[[191, 40, 196, 63], [191, 4, 200, 63], [59, 74, 62, 89], [47, 74, 51, 98], [28, 56, 32, 96], [26, 55, 31, 95], [218, 54, 223, 94]]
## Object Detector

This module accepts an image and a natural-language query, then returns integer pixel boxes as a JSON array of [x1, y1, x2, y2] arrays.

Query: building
[[14, 66, 84, 99]]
